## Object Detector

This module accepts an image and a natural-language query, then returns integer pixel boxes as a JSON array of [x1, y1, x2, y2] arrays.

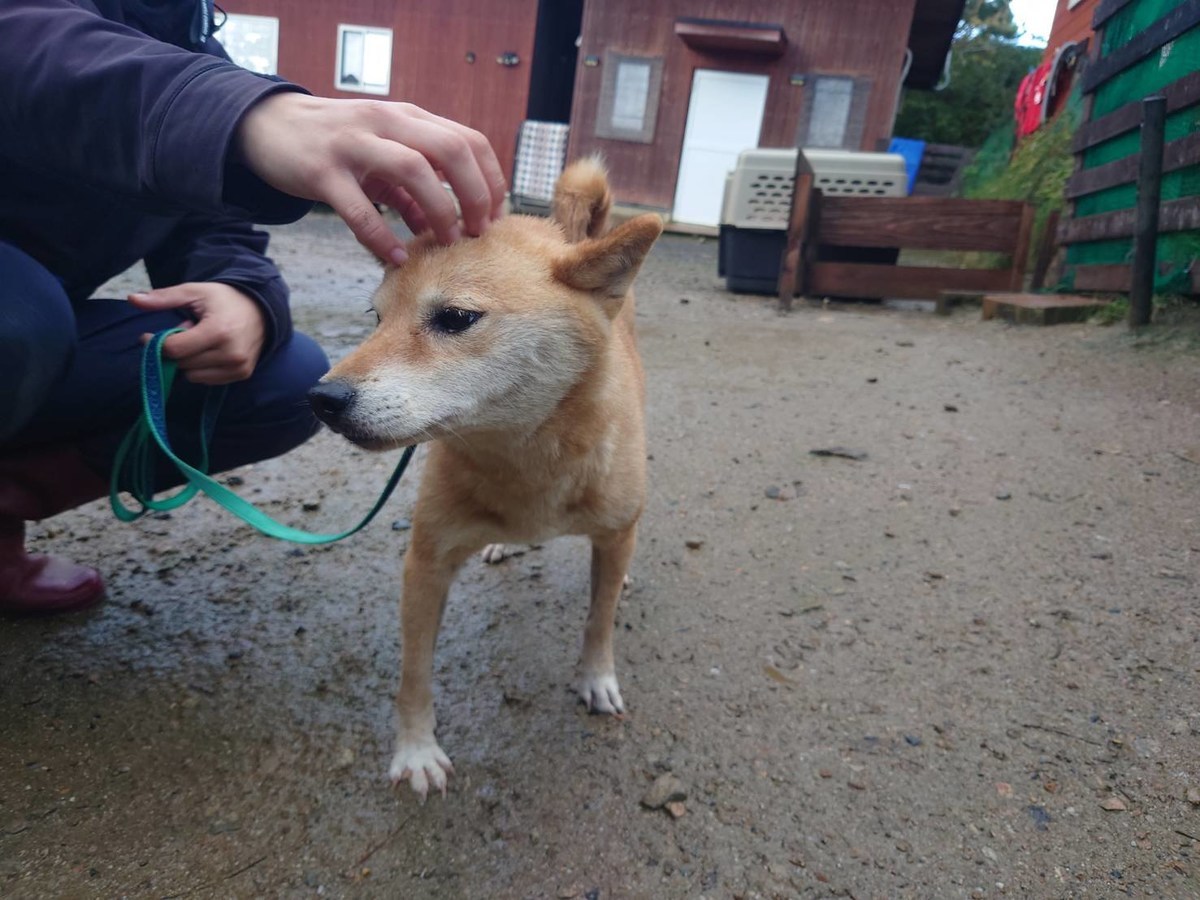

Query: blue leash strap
[[110, 328, 414, 544]]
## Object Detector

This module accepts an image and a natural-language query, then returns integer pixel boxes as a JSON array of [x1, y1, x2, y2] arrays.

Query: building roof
[[906, 0, 967, 88]]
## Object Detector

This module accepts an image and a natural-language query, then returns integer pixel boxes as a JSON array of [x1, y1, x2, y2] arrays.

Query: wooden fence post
[[778, 152, 816, 311], [1008, 203, 1036, 292], [1030, 209, 1061, 290], [1130, 96, 1167, 328]]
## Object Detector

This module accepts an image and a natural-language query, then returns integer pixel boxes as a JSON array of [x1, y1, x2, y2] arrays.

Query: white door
[[672, 69, 770, 227]]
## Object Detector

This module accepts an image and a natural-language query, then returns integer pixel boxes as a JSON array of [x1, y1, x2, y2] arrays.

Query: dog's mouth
[[318, 415, 450, 452], [320, 419, 409, 452]]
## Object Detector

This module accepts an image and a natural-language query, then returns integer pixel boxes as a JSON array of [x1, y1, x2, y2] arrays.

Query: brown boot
[[0, 446, 109, 615]]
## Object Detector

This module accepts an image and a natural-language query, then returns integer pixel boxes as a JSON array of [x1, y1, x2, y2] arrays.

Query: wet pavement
[[3, 212, 1199, 898]]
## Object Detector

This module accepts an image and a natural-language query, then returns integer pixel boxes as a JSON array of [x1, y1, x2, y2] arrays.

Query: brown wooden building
[[569, 0, 962, 221], [216, 0, 962, 224]]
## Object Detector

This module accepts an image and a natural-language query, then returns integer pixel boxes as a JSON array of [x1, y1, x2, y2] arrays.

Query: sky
[[1010, 0, 1056, 47]]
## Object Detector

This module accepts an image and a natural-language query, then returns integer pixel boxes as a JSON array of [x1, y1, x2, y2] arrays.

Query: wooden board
[[1031, 209, 1062, 290], [1071, 71, 1200, 153], [816, 196, 1027, 252], [981, 293, 1107, 325], [808, 263, 1013, 300], [1058, 196, 1200, 244], [1081, 1, 1200, 94], [1073, 263, 1200, 294], [1092, 0, 1137, 29], [777, 169, 815, 307], [1066, 132, 1200, 198]]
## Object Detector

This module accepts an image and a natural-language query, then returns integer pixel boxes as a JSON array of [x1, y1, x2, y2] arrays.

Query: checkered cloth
[[511, 120, 570, 209]]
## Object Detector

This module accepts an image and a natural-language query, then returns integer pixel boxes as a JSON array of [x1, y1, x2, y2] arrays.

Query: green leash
[[110, 328, 414, 544]]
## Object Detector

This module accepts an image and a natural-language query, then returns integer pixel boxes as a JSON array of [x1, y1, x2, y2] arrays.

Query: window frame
[[594, 51, 665, 144], [335, 23, 393, 96], [218, 12, 280, 76]]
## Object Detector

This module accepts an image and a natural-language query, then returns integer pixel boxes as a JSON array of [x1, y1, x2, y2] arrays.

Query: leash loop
[[110, 328, 413, 544]]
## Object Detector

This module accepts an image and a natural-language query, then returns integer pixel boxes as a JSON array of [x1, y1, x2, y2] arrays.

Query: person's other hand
[[235, 93, 507, 264], [128, 282, 266, 385]]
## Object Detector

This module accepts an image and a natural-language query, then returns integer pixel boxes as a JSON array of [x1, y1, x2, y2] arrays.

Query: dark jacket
[[0, 0, 315, 354]]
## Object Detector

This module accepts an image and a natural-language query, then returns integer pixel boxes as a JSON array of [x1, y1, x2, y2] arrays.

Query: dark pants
[[0, 241, 328, 487]]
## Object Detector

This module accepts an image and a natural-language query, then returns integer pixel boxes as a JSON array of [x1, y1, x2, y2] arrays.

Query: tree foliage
[[894, 0, 1041, 147]]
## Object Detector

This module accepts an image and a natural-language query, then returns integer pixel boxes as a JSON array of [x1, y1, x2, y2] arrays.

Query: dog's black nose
[[308, 380, 356, 421]]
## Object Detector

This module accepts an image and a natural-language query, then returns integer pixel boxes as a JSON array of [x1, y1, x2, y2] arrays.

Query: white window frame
[[220, 13, 279, 76], [335, 24, 393, 95]]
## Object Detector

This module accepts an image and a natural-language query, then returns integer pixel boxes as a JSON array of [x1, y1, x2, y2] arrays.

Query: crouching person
[[0, 236, 328, 614]]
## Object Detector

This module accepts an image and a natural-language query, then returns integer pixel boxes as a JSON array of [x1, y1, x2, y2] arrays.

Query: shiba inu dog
[[308, 159, 662, 798]]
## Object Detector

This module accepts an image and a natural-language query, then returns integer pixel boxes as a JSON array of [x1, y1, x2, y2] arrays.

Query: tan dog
[[308, 159, 662, 798]]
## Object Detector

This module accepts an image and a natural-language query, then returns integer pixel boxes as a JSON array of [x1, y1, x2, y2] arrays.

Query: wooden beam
[[777, 172, 814, 308], [1073, 264, 1200, 295], [1073, 264, 1132, 292], [1093, 0, 1137, 29], [777, 152, 817, 309], [816, 196, 1028, 253], [808, 263, 1014, 300], [674, 18, 787, 56], [1058, 196, 1200, 244], [1031, 209, 1062, 290], [1009, 202, 1036, 292], [1130, 97, 1167, 327], [1067, 131, 1200, 198], [1081, 1, 1200, 94], [1072, 72, 1200, 154]]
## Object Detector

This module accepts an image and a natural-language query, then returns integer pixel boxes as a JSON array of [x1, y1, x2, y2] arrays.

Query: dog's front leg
[[578, 523, 637, 715], [389, 531, 471, 800]]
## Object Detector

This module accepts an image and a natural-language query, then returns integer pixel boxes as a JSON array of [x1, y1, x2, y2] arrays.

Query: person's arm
[[0, 0, 309, 222], [1, 0, 509, 260]]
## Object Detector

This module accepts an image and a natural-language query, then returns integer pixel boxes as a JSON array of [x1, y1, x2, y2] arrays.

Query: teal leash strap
[[110, 328, 415, 544]]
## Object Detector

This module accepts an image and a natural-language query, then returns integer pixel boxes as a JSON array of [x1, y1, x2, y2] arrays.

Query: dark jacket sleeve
[[143, 215, 294, 356], [0, 0, 311, 224]]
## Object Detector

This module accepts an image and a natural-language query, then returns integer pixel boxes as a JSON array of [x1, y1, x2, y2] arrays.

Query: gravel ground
[[2, 212, 1199, 899]]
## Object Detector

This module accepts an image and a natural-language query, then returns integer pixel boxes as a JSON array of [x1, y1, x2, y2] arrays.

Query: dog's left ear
[[553, 214, 663, 317]]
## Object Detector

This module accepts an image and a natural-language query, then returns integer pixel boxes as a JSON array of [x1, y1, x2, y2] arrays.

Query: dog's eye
[[365, 306, 380, 325], [430, 307, 482, 335]]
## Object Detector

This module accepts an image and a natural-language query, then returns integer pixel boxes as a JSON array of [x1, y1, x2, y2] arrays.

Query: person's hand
[[128, 283, 266, 385], [235, 93, 507, 264]]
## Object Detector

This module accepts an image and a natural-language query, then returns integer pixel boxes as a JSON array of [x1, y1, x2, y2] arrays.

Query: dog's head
[[308, 212, 662, 450]]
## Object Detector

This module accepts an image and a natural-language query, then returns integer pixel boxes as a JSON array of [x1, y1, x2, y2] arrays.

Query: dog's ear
[[553, 214, 663, 315]]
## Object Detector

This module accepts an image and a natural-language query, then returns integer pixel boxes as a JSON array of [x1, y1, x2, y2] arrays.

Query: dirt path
[[2, 214, 1198, 899]]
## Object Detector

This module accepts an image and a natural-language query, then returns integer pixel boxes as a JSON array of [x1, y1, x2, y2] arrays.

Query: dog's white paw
[[480, 543, 511, 564], [623, 573, 632, 589], [578, 671, 626, 716], [388, 739, 454, 801]]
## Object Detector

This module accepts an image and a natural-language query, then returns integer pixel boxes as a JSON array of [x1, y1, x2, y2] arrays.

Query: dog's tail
[[553, 155, 612, 243]]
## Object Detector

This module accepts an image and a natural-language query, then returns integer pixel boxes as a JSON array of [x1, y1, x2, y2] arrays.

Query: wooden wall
[[1042, 0, 1099, 63], [568, 0, 920, 210], [220, 0, 539, 178]]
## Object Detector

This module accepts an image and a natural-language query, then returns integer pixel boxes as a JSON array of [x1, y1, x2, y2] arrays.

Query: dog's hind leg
[[389, 530, 473, 800], [578, 523, 637, 715]]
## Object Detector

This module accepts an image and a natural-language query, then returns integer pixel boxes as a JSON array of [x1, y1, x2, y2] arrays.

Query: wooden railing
[[778, 153, 1034, 309]]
